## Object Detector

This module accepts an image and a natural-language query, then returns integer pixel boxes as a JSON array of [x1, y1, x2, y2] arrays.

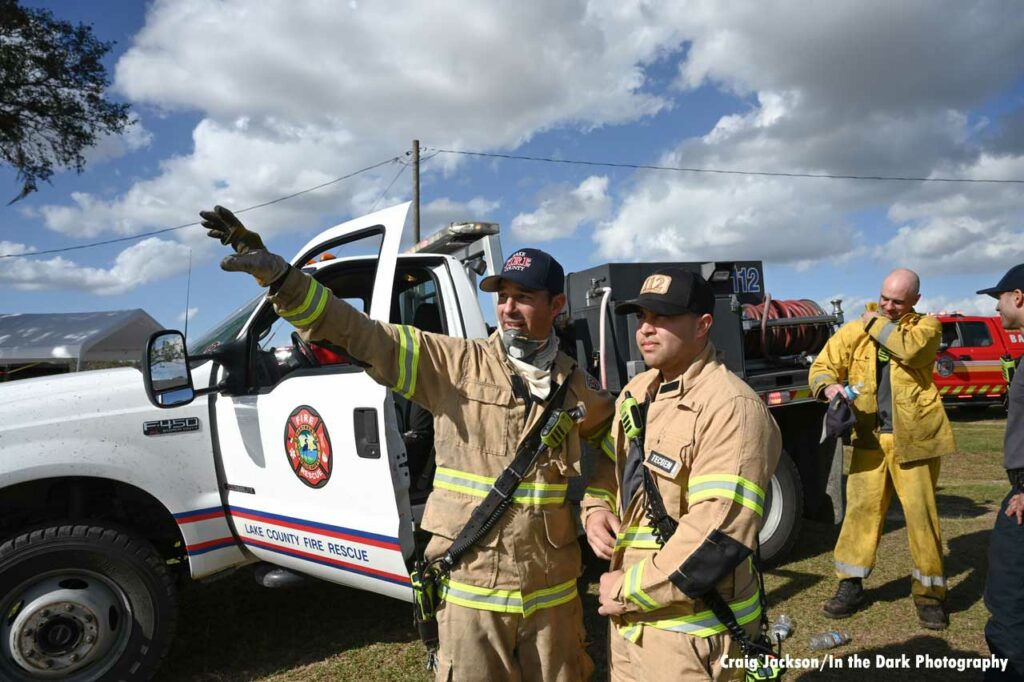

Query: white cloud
[[597, 2, 1024, 269], [82, 116, 154, 165], [0, 238, 191, 295], [0, 241, 36, 257], [511, 176, 610, 241], [178, 307, 198, 322]]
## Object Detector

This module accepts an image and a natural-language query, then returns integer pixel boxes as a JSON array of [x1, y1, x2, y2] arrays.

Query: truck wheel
[[0, 525, 177, 682], [758, 449, 803, 566]]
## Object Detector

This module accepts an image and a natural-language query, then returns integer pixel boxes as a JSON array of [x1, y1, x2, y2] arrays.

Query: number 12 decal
[[732, 267, 762, 294]]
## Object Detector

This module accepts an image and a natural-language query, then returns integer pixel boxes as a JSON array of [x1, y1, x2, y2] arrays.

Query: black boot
[[823, 578, 865, 618], [916, 602, 948, 630]]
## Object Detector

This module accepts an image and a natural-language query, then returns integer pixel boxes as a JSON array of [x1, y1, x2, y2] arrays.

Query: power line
[[1, 156, 402, 259], [371, 162, 408, 211], [425, 147, 1024, 184]]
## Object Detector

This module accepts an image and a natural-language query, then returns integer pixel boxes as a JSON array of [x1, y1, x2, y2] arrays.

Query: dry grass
[[156, 408, 1009, 681]]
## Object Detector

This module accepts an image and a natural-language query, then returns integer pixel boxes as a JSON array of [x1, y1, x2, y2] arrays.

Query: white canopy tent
[[0, 310, 163, 372]]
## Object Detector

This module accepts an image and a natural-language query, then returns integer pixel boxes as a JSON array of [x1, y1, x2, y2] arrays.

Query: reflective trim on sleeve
[[875, 321, 896, 347], [616, 590, 762, 641], [395, 325, 420, 399], [279, 279, 330, 328], [622, 561, 660, 612], [585, 487, 616, 508], [439, 577, 577, 616], [433, 467, 568, 506], [586, 425, 616, 462], [687, 475, 766, 516], [615, 526, 661, 550], [809, 373, 834, 393]]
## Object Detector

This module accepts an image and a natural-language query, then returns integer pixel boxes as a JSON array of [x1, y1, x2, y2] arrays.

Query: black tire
[[758, 449, 803, 566], [0, 524, 177, 682]]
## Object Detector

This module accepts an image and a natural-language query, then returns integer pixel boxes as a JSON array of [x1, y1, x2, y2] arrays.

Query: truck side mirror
[[938, 341, 949, 352], [144, 330, 195, 408]]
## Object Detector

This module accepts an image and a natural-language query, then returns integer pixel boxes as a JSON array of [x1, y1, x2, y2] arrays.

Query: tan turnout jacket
[[582, 342, 781, 642], [808, 311, 955, 462], [269, 268, 614, 612]]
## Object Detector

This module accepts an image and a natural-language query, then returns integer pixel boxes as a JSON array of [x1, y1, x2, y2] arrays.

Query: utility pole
[[412, 139, 420, 242]]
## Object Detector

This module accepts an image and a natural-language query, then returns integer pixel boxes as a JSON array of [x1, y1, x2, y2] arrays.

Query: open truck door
[[213, 202, 414, 601]]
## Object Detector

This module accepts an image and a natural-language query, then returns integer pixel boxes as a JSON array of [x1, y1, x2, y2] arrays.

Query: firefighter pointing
[[582, 268, 781, 681], [202, 206, 614, 681], [808, 268, 955, 629]]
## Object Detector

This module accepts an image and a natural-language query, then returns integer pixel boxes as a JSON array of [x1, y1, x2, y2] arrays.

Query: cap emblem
[[640, 274, 672, 295], [505, 251, 533, 272]]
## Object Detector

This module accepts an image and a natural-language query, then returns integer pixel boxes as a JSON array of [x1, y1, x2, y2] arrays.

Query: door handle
[[353, 408, 381, 459], [958, 355, 970, 361]]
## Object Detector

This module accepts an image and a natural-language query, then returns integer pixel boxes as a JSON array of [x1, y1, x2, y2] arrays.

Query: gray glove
[[200, 205, 289, 287]]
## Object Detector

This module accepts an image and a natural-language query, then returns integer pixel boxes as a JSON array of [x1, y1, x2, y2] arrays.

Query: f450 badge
[[285, 405, 333, 488]]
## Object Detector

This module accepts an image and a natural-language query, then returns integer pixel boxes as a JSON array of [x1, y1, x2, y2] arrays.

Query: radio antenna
[[183, 248, 192, 340]]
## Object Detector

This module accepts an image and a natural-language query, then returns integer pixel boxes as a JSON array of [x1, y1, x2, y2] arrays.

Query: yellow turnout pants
[[834, 433, 946, 603]]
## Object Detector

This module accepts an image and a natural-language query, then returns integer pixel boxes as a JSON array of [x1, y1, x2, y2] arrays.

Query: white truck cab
[[0, 203, 493, 681]]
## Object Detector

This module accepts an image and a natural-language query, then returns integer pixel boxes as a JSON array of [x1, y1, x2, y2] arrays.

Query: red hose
[[743, 298, 829, 358]]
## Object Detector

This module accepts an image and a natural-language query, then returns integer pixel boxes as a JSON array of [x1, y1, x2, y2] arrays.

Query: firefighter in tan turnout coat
[[583, 268, 781, 681], [202, 206, 614, 681]]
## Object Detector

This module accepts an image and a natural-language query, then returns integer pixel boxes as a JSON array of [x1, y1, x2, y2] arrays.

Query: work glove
[[200, 205, 289, 287]]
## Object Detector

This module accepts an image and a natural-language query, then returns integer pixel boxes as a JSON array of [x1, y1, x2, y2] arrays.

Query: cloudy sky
[[3, 0, 1023, 337]]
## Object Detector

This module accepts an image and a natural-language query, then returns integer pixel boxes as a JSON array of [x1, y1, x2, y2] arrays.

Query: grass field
[[155, 408, 1010, 681]]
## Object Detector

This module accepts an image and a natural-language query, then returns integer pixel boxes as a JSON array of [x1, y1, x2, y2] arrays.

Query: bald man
[[809, 269, 956, 629]]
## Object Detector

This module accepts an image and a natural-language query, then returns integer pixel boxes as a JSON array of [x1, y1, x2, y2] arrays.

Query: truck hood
[[0, 368, 154, 432]]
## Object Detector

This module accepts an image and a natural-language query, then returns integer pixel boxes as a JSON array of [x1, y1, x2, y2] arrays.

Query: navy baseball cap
[[977, 264, 1024, 298], [615, 268, 715, 316], [480, 248, 565, 295]]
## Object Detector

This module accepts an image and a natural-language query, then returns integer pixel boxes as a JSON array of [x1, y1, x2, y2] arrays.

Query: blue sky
[[3, 1, 1024, 339]]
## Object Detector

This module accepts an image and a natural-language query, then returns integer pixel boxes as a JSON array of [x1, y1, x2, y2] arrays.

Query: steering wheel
[[291, 331, 320, 368]]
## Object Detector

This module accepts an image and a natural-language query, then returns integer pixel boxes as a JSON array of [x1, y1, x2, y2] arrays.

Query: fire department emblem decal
[[285, 405, 332, 488]]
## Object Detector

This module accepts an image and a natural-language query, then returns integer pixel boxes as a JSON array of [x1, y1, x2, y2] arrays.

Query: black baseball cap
[[480, 248, 565, 295], [977, 264, 1024, 298], [615, 268, 715, 316]]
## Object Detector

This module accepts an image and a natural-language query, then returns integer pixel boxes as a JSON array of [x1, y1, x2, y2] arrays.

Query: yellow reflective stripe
[[586, 425, 616, 462], [278, 279, 319, 318], [585, 487, 616, 508], [615, 526, 661, 550], [440, 577, 577, 616], [622, 561, 659, 612], [952, 386, 964, 395], [291, 284, 329, 327], [601, 434, 615, 461], [433, 467, 568, 505], [617, 590, 762, 640], [688, 474, 765, 516], [395, 325, 420, 399]]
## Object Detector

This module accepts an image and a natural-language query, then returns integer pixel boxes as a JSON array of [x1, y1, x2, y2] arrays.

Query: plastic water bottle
[[808, 630, 851, 651], [770, 614, 793, 642], [844, 383, 863, 401]]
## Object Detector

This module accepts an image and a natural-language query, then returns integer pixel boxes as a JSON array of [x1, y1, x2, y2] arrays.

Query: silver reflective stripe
[[810, 373, 833, 391], [875, 321, 896, 347], [912, 569, 946, 587], [836, 561, 871, 578]]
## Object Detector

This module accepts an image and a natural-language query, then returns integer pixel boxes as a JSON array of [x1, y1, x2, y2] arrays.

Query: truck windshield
[[188, 295, 262, 355]]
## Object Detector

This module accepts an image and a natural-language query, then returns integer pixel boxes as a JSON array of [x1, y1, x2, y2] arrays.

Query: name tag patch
[[647, 450, 680, 477]]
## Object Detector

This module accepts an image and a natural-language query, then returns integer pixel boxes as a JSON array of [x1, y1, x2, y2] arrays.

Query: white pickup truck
[[0, 202, 834, 681]]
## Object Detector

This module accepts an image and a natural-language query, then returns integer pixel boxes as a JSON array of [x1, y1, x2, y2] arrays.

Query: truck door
[[940, 318, 1004, 402], [213, 202, 413, 601]]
